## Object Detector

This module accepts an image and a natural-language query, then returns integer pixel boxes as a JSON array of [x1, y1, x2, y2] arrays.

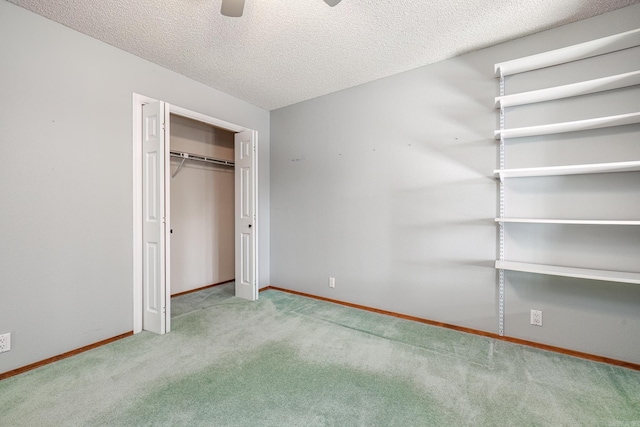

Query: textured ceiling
[[8, 0, 640, 110]]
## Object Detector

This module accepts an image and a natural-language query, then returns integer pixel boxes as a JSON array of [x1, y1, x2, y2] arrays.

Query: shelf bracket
[[172, 157, 187, 178]]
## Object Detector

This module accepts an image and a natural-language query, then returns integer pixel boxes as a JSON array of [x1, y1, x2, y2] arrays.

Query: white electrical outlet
[[329, 277, 335, 288], [0, 333, 11, 353], [530, 310, 543, 327]]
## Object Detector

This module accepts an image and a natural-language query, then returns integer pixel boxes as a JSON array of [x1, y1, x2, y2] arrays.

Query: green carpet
[[1, 284, 638, 426]]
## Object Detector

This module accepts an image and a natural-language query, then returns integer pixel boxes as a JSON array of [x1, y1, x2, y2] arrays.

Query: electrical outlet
[[0, 333, 11, 353], [530, 310, 543, 327], [328, 277, 335, 288]]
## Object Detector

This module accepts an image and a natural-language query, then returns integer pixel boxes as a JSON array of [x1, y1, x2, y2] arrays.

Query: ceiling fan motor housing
[[221, 0, 342, 17]]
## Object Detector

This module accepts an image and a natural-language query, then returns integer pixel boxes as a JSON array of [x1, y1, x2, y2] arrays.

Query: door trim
[[132, 93, 258, 334]]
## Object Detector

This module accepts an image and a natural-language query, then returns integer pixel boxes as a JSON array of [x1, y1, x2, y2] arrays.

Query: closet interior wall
[[170, 114, 235, 295]]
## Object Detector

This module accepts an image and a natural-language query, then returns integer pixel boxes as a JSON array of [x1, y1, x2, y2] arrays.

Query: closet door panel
[[142, 101, 167, 334], [235, 130, 257, 301]]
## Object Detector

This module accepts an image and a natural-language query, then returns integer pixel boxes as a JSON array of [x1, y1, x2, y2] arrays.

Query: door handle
[[248, 224, 252, 228]]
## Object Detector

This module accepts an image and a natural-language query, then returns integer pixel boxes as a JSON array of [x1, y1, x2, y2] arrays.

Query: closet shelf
[[495, 260, 640, 285], [495, 70, 640, 109], [494, 112, 640, 140], [170, 151, 234, 178], [494, 28, 640, 77], [170, 151, 234, 167], [494, 160, 640, 179], [495, 218, 640, 225]]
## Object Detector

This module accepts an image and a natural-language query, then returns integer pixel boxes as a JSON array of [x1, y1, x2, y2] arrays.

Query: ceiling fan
[[221, 0, 342, 17]]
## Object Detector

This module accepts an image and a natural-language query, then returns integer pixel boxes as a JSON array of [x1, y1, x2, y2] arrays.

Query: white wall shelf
[[495, 218, 640, 225], [494, 28, 640, 77], [495, 261, 640, 285], [494, 112, 640, 140], [494, 160, 640, 180], [495, 70, 640, 109], [493, 28, 640, 336]]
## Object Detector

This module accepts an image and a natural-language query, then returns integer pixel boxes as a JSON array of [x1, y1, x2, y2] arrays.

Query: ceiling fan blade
[[323, 0, 342, 6], [221, 0, 245, 17]]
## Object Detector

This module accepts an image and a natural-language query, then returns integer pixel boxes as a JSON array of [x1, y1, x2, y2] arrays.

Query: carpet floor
[[1, 283, 639, 426]]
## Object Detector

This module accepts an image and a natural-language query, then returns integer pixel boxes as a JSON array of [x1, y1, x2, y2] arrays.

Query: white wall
[[170, 115, 235, 295], [0, 0, 269, 375], [270, 4, 640, 364]]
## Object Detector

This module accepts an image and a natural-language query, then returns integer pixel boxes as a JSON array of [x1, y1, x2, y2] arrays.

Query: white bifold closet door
[[234, 130, 258, 301], [142, 101, 170, 334]]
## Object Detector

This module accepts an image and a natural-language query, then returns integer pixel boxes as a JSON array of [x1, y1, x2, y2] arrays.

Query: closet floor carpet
[[1, 283, 639, 426]]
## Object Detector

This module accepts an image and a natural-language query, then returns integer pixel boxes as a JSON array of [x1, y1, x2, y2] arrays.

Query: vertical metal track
[[498, 74, 506, 337]]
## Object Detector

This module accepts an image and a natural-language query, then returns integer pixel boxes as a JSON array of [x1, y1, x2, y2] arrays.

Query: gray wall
[[0, 1, 269, 374], [270, 4, 640, 363]]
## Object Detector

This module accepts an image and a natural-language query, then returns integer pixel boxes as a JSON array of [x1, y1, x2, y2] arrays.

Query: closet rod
[[170, 151, 235, 167]]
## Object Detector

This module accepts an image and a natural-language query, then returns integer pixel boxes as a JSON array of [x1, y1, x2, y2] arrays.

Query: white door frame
[[132, 93, 259, 334]]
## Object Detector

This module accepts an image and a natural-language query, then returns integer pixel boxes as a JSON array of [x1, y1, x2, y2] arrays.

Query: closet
[[169, 114, 235, 295]]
